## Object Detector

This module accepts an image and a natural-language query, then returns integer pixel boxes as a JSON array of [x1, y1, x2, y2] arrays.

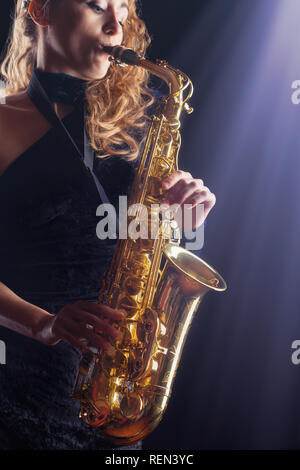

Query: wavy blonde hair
[[0, 0, 154, 161]]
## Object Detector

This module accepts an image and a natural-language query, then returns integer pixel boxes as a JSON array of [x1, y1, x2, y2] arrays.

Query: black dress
[[0, 71, 141, 450]]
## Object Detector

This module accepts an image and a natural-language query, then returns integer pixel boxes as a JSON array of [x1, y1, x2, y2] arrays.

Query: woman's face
[[39, 0, 129, 79]]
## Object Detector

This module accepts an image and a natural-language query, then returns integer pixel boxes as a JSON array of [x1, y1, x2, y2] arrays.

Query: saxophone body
[[72, 47, 227, 445]]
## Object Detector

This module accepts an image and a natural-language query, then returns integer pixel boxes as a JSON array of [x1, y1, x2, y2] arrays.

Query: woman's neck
[[33, 68, 88, 107]]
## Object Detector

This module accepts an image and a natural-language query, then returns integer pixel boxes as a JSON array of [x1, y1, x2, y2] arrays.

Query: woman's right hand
[[37, 300, 125, 354]]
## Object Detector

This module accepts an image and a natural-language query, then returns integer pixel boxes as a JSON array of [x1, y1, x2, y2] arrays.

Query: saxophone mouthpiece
[[103, 45, 141, 66]]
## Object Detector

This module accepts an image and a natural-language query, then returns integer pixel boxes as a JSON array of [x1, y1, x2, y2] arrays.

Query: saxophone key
[[120, 391, 143, 420], [123, 276, 144, 296], [116, 325, 131, 349], [78, 351, 95, 376], [101, 349, 127, 377], [117, 295, 139, 318]]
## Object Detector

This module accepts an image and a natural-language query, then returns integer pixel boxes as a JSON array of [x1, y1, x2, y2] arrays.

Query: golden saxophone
[[72, 46, 227, 445]]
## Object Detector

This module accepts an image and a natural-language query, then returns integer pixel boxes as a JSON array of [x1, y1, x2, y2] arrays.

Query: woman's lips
[[96, 42, 113, 56]]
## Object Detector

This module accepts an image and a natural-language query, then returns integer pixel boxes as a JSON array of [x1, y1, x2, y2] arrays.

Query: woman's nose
[[103, 10, 122, 36]]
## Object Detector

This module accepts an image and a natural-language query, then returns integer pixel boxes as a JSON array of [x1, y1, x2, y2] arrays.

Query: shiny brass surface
[[71, 47, 227, 445]]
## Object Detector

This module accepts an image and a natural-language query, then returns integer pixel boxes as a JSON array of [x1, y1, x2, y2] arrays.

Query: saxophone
[[72, 46, 227, 445]]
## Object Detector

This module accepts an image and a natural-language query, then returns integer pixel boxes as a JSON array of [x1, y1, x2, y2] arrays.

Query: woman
[[0, 0, 216, 450]]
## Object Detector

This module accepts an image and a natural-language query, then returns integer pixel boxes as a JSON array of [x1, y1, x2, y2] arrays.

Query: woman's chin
[[79, 61, 110, 81]]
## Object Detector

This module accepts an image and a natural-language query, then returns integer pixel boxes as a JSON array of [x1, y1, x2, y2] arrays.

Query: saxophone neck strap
[[26, 71, 115, 213], [26, 71, 85, 164]]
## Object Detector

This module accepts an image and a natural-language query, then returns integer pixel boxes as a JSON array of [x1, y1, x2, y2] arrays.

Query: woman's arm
[[0, 282, 124, 354], [0, 282, 53, 342]]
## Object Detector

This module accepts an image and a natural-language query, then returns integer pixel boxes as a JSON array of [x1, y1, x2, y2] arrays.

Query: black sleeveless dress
[[0, 72, 141, 450]]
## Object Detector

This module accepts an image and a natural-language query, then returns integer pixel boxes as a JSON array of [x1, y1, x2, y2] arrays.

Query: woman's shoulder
[[0, 93, 32, 175], [0, 91, 50, 176], [0, 90, 35, 117]]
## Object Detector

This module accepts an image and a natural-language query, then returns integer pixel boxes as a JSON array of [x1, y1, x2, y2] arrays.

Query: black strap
[[26, 72, 87, 170], [26, 71, 116, 208]]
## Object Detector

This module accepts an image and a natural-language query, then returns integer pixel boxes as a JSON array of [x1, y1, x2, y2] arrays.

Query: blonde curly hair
[[0, 0, 154, 160]]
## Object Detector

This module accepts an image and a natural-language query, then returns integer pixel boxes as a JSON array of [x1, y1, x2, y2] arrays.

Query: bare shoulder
[[0, 91, 50, 176], [0, 89, 74, 176], [0, 90, 37, 133], [0, 90, 36, 117]]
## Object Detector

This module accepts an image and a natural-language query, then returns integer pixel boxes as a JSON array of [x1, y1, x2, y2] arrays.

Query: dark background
[[2, 0, 300, 450]]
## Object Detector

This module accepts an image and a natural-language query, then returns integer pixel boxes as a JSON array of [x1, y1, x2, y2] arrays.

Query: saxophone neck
[[103, 45, 193, 126], [104, 46, 181, 93], [139, 58, 182, 94], [138, 58, 193, 130]]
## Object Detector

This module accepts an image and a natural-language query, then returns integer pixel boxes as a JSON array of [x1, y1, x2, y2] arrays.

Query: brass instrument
[[72, 46, 227, 445]]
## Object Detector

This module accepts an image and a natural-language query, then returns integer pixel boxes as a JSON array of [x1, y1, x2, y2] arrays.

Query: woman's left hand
[[161, 170, 216, 232]]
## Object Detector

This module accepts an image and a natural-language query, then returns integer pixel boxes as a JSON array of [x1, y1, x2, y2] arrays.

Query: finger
[[58, 318, 115, 351], [176, 205, 205, 232], [190, 199, 216, 229], [163, 179, 204, 207], [74, 300, 125, 321], [183, 188, 216, 209], [78, 325, 113, 351], [58, 326, 89, 354], [162, 170, 193, 190], [85, 330, 111, 349], [71, 308, 120, 339], [165, 179, 196, 206]]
